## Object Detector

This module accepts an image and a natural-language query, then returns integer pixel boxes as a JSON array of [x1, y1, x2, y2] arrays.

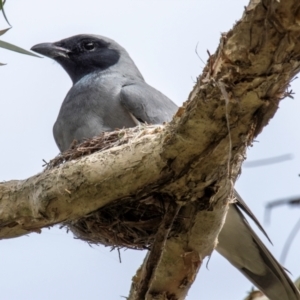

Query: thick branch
[[0, 129, 166, 238], [1, 0, 300, 299]]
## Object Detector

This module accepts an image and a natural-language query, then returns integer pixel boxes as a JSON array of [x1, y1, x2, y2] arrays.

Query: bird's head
[[31, 34, 123, 84]]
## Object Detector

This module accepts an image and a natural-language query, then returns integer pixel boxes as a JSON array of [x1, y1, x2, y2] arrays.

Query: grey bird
[[31, 34, 300, 300]]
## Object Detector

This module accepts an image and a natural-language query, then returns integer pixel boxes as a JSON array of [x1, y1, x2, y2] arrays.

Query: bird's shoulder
[[120, 81, 178, 124]]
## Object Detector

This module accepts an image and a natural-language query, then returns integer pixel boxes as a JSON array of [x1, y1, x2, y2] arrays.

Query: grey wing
[[217, 203, 300, 300], [120, 82, 178, 124]]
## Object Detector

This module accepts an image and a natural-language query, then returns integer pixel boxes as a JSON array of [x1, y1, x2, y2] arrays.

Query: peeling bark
[[1, 0, 300, 299]]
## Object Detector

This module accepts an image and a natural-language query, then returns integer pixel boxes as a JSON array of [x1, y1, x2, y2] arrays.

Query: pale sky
[[1, 1, 300, 299]]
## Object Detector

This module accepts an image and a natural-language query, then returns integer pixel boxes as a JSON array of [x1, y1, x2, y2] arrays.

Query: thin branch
[[134, 201, 181, 300]]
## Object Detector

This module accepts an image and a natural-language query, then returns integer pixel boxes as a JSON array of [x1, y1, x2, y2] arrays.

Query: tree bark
[[1, 0, 300, 299]]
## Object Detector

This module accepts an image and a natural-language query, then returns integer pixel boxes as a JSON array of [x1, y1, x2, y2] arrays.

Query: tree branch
[[1, 0, 300, 298]]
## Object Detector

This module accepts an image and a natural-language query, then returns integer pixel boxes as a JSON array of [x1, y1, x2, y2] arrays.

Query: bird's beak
[[31, 43, 71, 59]]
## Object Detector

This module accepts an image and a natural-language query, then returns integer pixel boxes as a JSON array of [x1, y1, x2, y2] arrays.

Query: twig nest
[[66, 194, 177, 250], [47, 125, 178, 249]]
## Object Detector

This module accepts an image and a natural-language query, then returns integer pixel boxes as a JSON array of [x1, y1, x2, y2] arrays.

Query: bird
[[32, 35, 177, 152], [31, 34, 300, 300]]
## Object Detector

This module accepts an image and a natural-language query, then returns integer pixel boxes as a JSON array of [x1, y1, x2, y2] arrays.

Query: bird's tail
[[216, 199, 300, 300]]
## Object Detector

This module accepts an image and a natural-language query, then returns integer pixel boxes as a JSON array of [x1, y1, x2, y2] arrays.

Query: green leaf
[[0, 27, 10, 36], [0, 0, 11, 27], [0, 40, 41, 57]]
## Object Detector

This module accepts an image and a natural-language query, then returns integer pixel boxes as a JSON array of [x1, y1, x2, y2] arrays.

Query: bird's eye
[[82, 42, 95, 51]]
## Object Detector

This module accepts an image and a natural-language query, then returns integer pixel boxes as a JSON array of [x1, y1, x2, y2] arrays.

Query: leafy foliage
[[0, 36, 40, 57], [0, 1, 40, 64], [0, 0, 10, 26]]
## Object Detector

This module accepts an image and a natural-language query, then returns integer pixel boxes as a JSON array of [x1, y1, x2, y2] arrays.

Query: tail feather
[[216, 196, 300, 300]]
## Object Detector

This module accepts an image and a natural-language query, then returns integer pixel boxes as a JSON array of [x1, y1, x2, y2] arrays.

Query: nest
[[45, 125, 163, 169], [66, 194, 180, 250], [47, 125, 178, 250]]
